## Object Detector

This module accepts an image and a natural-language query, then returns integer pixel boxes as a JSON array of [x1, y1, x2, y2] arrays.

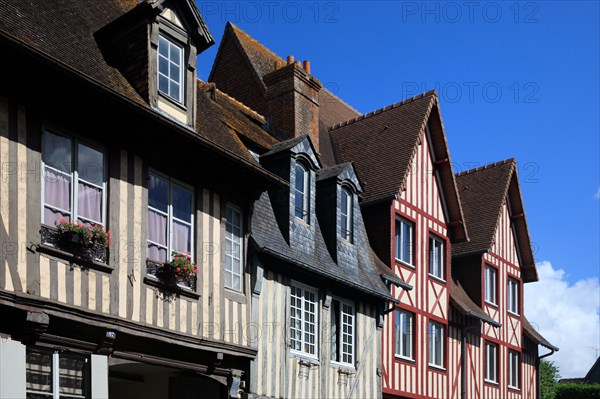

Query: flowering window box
[[40, 220, 111, 264], [146, 252, 198, 294]]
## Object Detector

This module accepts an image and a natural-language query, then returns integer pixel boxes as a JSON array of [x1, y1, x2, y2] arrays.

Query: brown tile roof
[[328, 91, 468, 241], [454, 159, 537, 281], [522, 315, 558, 351], [209, 23, 360, 166], [450, 278, 501, 327]]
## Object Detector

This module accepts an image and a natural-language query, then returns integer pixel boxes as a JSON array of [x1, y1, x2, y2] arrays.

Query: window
[[42, 131, 106, 228], [294, 161, 310, 222], [508, 278, 520, 315], [508, 350, 520, 389], [395, 218, 414, 265], [428, 321, 444, 368], [26, 347, 88, 399], [485, 265, 497, 305], [428, 235, 445, 280], [339, 187, 353, 242], [485, 341, 498, 383], [147, 173, 194, 265], [158, 34, 184, 103], [224, 204, 243, 291], [290, 284, 318, 357], [395, 310, 414, 360], [330, 299, 355, 366]]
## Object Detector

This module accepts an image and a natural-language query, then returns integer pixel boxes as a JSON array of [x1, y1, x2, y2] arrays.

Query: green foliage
[[556, 383, 600, 399], [57, 219, 112, 248], [541, 360, 560, 399]]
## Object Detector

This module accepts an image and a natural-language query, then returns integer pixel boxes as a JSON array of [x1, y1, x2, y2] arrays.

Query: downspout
[[461, 320, 481, 399], [537, 347, 558, 399]]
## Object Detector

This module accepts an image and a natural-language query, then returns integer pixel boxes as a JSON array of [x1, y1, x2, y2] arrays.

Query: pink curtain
[[147, 209, 167, 262], [172, 220, 191, 254], [43, 168, 71, 225], [78, 181, 102, 223]]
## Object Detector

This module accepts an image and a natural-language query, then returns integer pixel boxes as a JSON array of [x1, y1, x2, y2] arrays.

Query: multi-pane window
[[26, 347, 88, 399], [485, 341, 498, 383], [147, 173, 194, 265], [395, 218, 414, 265], [294, 161, 309, 222], [330, 299, 355, 366], [508, 278, 520, 315], [428, 321, 444, 368], [158, 34, 183, 103], [339, 187, 353, 242], [42, 131, 106, 228], [508, 350, 520, 389], [429, 235, 445, 280], [290, 284, 318, 357], [224, 204, 243, 291], [395, 310, 414, 360], [485, 265, 498, 305]]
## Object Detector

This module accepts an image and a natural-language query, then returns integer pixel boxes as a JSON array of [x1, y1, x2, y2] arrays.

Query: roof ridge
[[198, 79, 266, 123], [227, 22, 285, 64], [321, 87, 361, 116], [329, 90, 437, 132], [455, 157, 516, 177]]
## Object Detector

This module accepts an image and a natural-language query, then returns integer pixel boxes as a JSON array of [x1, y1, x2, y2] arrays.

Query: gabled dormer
[[316, 163, 363, 265], [95, 0, 214, 127], [260, 135, 320, 247]]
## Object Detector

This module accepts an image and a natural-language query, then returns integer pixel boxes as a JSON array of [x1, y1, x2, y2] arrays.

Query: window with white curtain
[[395, 217, 414, 265], [42, 131, 106, 228], [428, 235, 445, 280], [508, 278, 520, 315], [224, 204, 243, 291], [485, 265, 498, 305], [395, 309, 414, 360], [147, 172, 194, 265]]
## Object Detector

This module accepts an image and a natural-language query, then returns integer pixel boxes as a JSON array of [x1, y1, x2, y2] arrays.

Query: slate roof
[[522, 315, 558, 351], [449, 279, 501, 327], [209, 22, 360, 166], [0, 0, 284, 185], [250, 192, 397, 302], [453, 159, 537, 281]]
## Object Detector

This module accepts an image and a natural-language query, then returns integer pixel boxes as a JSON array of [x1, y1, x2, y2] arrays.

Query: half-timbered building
[[0, 1, 296, 398], [451, 159, 558, 399]]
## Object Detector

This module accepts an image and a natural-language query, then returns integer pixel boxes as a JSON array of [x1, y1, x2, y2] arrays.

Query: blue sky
[[194, 1, 599, 375]]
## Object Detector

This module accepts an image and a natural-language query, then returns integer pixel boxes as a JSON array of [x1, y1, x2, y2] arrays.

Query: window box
[[40, 225, 109, 265]]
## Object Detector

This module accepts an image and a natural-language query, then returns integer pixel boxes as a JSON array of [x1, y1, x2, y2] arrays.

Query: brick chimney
[[263, 57, 322, 154]]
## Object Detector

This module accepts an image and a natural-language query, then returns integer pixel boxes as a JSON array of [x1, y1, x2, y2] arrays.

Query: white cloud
[[525, 261, 600, 378]]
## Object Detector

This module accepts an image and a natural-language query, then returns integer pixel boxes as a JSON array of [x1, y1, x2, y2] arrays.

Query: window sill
[[144, 276, 200, 300], [508, 386, 521, 392], [428, 274, 447, 284], [36, 243, 113, 273], [291, 351, 319, 366], [428, 364, 446, 373], [394, 355, 416, 364], [396, 259, 415, 270], [330, 361, 356, 374], [484, 379, 499, 386], [484, 300, 498, 308], [158, 91, 187, 112], [507, 311, 521, 318], [224, 287, 246, 304]]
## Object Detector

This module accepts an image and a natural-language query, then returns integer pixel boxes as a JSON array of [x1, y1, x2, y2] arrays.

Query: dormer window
[[294, 161, 310, 223], [340, 186, 353, 242], [158, 34, 184, 104]]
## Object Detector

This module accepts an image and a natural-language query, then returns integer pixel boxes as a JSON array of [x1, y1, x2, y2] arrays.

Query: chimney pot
[[274, 60, 282, 71], [295, 61, 302, 69], [303, 60, 311, 74], [287, 55, 294, 65]]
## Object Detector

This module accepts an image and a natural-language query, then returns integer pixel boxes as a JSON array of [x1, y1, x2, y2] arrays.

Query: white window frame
[[395, 309, 414, 360], [41, 130, 107, 228], [330, 298, 355, 367], [294, 161, 310, 223], [395, 217, 414, 266], [508, 350, 520, 389], [157, 33, 184, 104], [428, 320, 445, 369], [507, 278, 520, 315], [224, 203, 243, 292], [339, 186, 353, 242], [289, 282, 319, 359], [485, 341, 498, 383], [485, 265, 498, 306], [428, 235, 445, 281], [26, 347, 88, 399], [147, 170, 195, 265]]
